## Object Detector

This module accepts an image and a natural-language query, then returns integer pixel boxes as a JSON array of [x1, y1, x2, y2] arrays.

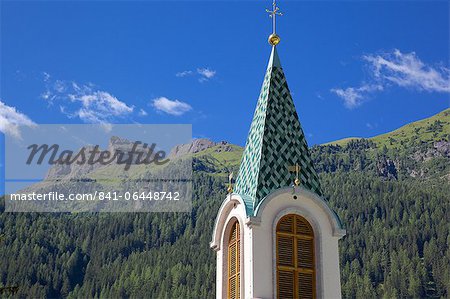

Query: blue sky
[[1, 1, 449, 146]]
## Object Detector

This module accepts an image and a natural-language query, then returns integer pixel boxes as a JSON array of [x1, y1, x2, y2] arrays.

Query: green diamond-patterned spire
[[235, 46, 323, 213]]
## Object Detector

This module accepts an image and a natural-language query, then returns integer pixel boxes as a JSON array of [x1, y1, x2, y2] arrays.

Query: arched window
[[228, 220, 240, 299], [276, 214, 315, 299]]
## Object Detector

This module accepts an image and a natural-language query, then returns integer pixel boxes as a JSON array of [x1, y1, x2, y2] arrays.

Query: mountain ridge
[[181, 107, 450, 155], [27, 108, 450, 188], [186, 108, 450, 180], [322, 108, 450, 147]]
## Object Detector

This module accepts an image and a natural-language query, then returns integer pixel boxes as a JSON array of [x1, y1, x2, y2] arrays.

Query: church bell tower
[[211, 2, 345, 298]]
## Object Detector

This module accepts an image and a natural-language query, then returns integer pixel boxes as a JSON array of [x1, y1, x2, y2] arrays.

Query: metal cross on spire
[[266, 0, 283, 34], [266, 0, 283, 46]]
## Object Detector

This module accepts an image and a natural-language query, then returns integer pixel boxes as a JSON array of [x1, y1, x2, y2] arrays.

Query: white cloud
[[152, 97, 192, 116], [0, 100, 36, 138], [197, 68, 216, 79], [331, 49, 450, 108], [366, 122, 378, 129], [176, 67, 217, 82], [331, 84, 383, 109], [54, 80, 66, 93], [176, 70, 193, 77], [67, 90, 133, 124], [41, 76, 134, 124], [43, 72, 51, 82], [138, 108, 148, 116], [364, 49, 450, 93]]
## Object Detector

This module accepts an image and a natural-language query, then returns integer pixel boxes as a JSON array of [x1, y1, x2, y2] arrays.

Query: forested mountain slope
[[0, 109, 449, 298]]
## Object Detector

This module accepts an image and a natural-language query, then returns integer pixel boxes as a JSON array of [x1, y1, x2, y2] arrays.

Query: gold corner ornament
[[288, 164, 301, 186], [227, 172, 234, 193], [266, 0, 283, 45]]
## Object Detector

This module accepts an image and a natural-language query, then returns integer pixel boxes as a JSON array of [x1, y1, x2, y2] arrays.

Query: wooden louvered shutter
[[278, 214, 294, 233], [298, 272, 314, 299], [277, 214, 316, 299], [296, 216, 313, 235], [278, 270, 294, 299], [278, 235, 294, 266], [228, 221, 240, 299]]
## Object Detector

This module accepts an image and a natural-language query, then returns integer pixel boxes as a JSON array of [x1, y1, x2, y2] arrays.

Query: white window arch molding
[[271, 207, 324, 299], [221, 215, 245, 299]]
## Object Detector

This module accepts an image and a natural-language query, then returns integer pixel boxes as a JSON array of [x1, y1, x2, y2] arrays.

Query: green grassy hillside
[[322, 137, 362, 147], [371, 108, 450, 149], [192, 144, 242, 176], [324, 108, 450, 148]]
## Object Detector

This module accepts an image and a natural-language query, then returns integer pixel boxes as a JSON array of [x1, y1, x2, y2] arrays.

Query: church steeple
[[234, 20, 322, 213], [211, 3, 345, 297]]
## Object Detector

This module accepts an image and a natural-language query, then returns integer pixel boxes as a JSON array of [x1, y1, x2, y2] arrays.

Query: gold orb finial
[[266, 0, 282, 46], [268, 33, 280, 46]]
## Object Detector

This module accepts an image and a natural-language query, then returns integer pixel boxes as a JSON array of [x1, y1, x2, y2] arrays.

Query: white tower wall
[[211, 187, 345, 299]]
